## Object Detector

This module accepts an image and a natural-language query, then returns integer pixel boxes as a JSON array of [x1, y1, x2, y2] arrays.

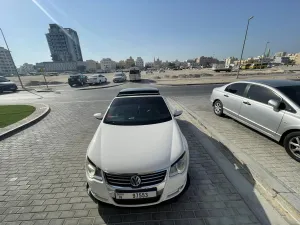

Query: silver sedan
[[210, 80, 300, 162]]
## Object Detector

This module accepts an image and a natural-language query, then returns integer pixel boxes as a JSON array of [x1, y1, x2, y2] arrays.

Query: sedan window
[[104, 96, 172, 126], [276, 85, 300, 108], [225, 83, 247, 96], [247, 85, 281, 104]]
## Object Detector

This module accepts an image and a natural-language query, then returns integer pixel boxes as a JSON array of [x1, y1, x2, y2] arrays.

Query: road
[[0, 82, 290, 225]]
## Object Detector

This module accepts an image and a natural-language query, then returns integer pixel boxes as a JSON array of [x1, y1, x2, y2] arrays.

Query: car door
[[238, 84, 284, 138], [222, 83, 248, 118]]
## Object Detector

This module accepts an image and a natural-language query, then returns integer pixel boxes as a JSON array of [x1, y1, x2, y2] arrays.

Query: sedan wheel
[[213, 100, 223, 116], [284, 132, 300, 162]]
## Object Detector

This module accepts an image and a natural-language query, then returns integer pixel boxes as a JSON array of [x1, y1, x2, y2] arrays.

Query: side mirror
[[173, 109, 183, 117], [93, 113, 103, 120], [268, 99, 280, 111]]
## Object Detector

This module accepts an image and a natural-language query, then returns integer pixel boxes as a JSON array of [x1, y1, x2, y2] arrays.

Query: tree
[[168, 63, 176, 69]]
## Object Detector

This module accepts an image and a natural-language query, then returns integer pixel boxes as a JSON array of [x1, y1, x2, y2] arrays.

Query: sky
[[0, 0, 300, 66]]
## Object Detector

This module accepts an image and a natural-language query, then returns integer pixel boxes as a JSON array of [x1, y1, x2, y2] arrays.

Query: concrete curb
[[169, 98, 300, 223], [77, 83, 124, 90], [0, 104, 50, 141]]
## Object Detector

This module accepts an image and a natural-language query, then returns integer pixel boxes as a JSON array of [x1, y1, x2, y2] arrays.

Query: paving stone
[[0, 100, 263, 225]]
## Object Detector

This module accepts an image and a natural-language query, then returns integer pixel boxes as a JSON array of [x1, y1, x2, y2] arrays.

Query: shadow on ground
[[92, 119, 273, 225]]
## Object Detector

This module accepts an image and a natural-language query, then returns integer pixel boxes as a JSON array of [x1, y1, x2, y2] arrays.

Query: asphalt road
[[0, 82, 221, 105]]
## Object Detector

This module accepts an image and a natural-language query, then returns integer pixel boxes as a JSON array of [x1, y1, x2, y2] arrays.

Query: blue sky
[[1, 0, 300, 66]]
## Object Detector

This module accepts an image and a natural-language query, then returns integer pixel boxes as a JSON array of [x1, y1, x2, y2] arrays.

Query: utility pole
[[236, 16, 254, 79], [260, 41, 269, 70], [0, 28, 24, 89]]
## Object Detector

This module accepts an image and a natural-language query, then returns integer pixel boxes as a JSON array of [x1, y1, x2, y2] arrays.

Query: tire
[[213, 100, 224, 116], [283, 131, 300, 162]]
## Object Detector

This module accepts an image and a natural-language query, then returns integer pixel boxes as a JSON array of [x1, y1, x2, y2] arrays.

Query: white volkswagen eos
[[86, 88, 189, 207]]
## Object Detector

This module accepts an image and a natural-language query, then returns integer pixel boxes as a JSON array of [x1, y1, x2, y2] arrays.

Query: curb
[[0, 104, 51, 141], [171, 98, 300, 223], [77, 83, 124, 91]]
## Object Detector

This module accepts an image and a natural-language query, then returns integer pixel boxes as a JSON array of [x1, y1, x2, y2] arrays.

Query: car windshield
[[0, 77, 9, 82], [69, 75, 79, 78], [276, 86, 300, 107], [114, 74, 123, 77], [104, 96, 172, 125], [129, 70, 139, 74]]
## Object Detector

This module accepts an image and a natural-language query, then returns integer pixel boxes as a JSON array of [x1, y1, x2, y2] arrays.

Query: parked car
[[210, 80, 300, 162], [86, 88, 189, 206], [113, 73, 126, 83], [87, 74, 107, 85], [0, 76, 18, 93], [68, 74, 88, 87]]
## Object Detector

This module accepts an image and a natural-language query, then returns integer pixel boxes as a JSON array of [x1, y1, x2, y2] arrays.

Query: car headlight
[[86, 157, 103, 181], [169, 152, 187, 177]]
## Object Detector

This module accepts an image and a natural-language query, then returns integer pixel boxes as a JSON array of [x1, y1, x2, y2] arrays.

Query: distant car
[[68, 74, 88, 87], [0, 76, 18, 93], [210, 80, 300, 162], [113, 73, 127, 83], [87, 74, 107, 85]]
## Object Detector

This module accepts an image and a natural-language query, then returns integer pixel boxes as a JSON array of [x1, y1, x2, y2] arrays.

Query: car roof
[[246, 79, 300, 88], [117, 88, 160, 97]]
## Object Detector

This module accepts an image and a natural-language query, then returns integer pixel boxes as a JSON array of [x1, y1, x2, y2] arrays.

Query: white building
[[100, 58, 116, 72], [18, 63, 35, 75], [85, 60, 98, 72], [225, 57, 238, 68], [135, 57, 144, 69], [0, 47, 17, 76]]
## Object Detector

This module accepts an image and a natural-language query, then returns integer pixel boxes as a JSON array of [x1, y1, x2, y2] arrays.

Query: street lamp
[[0, 28, 24, 88], [260, 41, 269, 70], [236, 16, 254, 79]]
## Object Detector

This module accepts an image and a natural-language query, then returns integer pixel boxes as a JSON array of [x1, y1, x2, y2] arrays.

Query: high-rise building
[[135, 57, 144, 69], [46, 24, 83, 62], [0, 47, 17, 76]]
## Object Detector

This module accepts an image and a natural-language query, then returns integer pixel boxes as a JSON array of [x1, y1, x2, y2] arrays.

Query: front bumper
[[86, 168, 188, 207]]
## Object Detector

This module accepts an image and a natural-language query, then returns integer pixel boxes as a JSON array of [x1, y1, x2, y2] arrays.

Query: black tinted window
[[247, 85, 280, 104], [225, 83, 247, 96], [276, 85, 300, 107], [104, 96, 171, 126]]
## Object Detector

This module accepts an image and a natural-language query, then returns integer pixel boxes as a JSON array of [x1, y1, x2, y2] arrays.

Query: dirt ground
[[8, 67, 300, 87]]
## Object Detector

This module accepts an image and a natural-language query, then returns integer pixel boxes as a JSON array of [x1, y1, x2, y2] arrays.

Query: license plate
[[115, 191, 156, 199]]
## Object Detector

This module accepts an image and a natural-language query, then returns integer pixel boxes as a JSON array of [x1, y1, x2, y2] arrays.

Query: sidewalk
[[169, 97, 300, 223]]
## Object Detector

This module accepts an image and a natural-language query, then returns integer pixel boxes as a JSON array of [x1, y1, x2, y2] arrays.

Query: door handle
[[224, 94, 229, 97], [243, 101, 251, 105]]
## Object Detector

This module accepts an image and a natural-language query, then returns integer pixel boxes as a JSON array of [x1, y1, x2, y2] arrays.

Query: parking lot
[[0, 83, 295, 224]]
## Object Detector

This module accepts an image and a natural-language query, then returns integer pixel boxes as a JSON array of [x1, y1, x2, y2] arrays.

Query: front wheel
[[283, 132, 300, 162], [213, 100, 224, 116]]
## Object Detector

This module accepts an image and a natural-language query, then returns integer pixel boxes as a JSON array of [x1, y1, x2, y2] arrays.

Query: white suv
[[86, 88, 189, 207], [87, 74, 107, 85]]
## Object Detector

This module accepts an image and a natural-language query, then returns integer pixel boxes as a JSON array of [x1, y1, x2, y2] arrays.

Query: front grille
[[104, 170, 167, 187]]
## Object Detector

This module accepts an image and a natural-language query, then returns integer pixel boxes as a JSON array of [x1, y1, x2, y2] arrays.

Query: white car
[[87, 74, 107, 85], [86, 88, 189, 207]]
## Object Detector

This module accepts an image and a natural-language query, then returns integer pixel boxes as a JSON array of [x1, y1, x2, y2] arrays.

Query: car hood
[[0, 81, 15, 86], [87, 120, 185, 173]]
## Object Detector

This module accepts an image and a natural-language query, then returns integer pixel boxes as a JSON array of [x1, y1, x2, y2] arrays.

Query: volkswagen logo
[[130, 175, 141, 187]]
